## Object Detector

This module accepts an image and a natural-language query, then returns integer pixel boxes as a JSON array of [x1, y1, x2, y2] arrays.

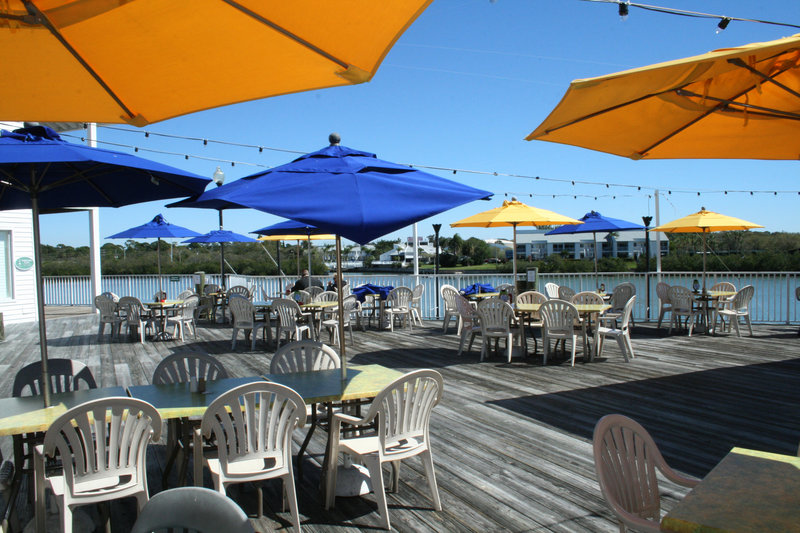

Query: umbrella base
[[335, 462, 372, 497]]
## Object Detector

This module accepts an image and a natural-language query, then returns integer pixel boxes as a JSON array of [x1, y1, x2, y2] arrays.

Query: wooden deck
[[1, 309, 799, 532]]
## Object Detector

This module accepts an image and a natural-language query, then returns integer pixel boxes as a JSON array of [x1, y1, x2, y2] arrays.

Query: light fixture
[[716, 17, 730, 33], [212, 166, 225, 187], [618, 1, 629, 20]]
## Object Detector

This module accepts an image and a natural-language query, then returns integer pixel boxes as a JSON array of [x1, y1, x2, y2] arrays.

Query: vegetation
[[40, 231, 800, 276]]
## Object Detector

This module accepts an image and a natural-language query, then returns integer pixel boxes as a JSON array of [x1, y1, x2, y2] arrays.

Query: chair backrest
[[731, 285, 755, 310], [315, 291, 339, 303], [440, 284, 460, 312], [273, 298, 303, 328], [293, 289, 312, 305], [200, 382, 306, 477], [710, 281, 736, 293], [180, 294, 200, 318], [656, 282, 671, 303], [610, 284, 634, 310], [454, 294, 478, 328], [618, 295, 637, 330], [203, 283, 220, 295], [131, 486, 254, 533], [94, 294, 117, 319], [593, 414, 671, 527], [516, 290, 547, 306], [99, 291, 120, 302], [13, 359, 97, 397], [616, 281, 636, 294], [539, 299, 580, 332], [360, 369, 443, 455], [43, 397, 162, 494], [153, 290, 167, 302], [796, 286, 800, 301], [496, 283, 516, 298], [668, 286, 694, 311], [177, 289, 196, 300], [477, 298, 514, 331], [227, 285, 251, 300], [270, 340, 341, 374], [557, 286, 576, 301], [228, 296, 255, 326], [119, 296, 147, 323], [152, 353, 229, 385], [412, 284, 424, 302], [305, 286, 323, 299], [544, 282, 560, 299], [388, 286, 413, 308], [572, 291, 604, 306]]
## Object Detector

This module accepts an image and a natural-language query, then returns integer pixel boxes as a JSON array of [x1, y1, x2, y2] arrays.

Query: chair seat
[[48, 471, 139, 499], [339, 434, 426, 459], [205, 454, 287, 481]]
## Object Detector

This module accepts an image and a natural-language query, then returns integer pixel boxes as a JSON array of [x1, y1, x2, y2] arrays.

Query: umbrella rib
[[222, 0, 350, 70], [675, 90, 800, 120], [727, 57, 800, 101], [20, 0, 138, 122]]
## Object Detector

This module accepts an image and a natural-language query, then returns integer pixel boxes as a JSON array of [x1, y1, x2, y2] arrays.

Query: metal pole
[[219, 209, 225, 289], [31, 194, 51, 408], [433, 224, 441, 320], [335, 236, 346, 380], [644, 225, 651, 321]]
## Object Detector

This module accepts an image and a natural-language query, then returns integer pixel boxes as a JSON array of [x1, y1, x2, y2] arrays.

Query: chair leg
[[283, 472, 301, 532], [687, 315, 695, 337], [624, 334, 635, 359], [732, 316, 741, 337], [364, 455, 390, 530], [231, 328, 238, 349], [569, 335, 577, 367], [745, 315, 753, 336], [615, 335, 629, 362], [420, 450, 442, 510]]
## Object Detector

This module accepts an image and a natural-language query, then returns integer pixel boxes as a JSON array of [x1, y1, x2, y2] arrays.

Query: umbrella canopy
[[526, 33, 800, 160], [183, 229, 258, 288], [451, 198, 582, 280], [546, 211, 645, 275], [0, 1, 434, 125], [650, 207, 763, 291], [0, 126, 209, 407], [108, 214, 202, 295], [254, 220, 334, 275], [178, 135, 492, 377]]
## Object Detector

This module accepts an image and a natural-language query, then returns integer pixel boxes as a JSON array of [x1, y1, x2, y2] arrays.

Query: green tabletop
[[661, 447, 800, 533], [127, 376, 264, 419], [264, 364, 404, 404], [0, 386, 127, 436]]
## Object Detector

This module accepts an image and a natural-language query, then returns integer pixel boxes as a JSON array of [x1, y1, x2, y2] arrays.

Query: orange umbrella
[[527, 33, 800, 160], [0, 1, 433, 125], [451, 198, 582, 282]]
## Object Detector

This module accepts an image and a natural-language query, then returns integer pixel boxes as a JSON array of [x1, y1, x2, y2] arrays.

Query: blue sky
[[38, 0, 800, 247]]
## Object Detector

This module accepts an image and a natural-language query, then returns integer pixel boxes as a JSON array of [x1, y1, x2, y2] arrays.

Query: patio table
[[144, 299, 184, 340], [515, 303, 611, 361], [692, 290, 736, 334], [301, 300, 339, 338], [661, 447, 800, 532]]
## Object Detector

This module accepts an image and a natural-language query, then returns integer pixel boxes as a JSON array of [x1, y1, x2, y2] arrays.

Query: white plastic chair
[[440, 284, 461, 333], [605, 284, 634, 327], [229, 296, 268, 350], [715, 285, 754, 337], [193, 382, 306, 531], [131, 486, 254, 533], [454, 294, 481, 356], [292, 289, 312, 305], [324, 369, 444, 531], [385, 286, 414, 331], [119, 296, 155, 343], [305, 285, 323, 300], [572, 291, 604, 306], [709, 281, 736, 331], [476, 298, 523, 363], [410, 284, 425, 326], [597, 296, 637, 362], [668, 286, 698, 336], [593, 414, 698, 533], [557, 285, 576, 301], [539, 299, 583, 366], [321, 298, 358, 345], [227, 285, 252, 300], [544, 282, 560, 299], [177, 289, 197, 300], [656, 282, 672, 329], [34, 397, 162, 533], [94, 294, 122, 340], [166, 294, 199, 341], [273, 298, 312, 347]]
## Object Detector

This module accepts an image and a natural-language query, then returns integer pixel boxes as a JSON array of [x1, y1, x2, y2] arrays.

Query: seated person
[[287, 269, 323, 294]]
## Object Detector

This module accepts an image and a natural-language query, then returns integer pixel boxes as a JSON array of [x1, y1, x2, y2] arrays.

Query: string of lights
[[581, 0, 800, 31], [73, 124, 800, 200]]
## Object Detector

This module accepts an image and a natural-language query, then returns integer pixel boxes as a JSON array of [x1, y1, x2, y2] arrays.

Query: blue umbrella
[[183, 230, 258, 287], [253, 219, 334, 276], [108, 214, 202, 295], [0, 126, 209, 406], [177, 134, 492, 375], [546, 211, 644, 275]]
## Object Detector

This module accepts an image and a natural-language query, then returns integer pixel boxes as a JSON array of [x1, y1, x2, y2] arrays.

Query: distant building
[[374, 236, 439, 267], [513, 229, 668, 261]]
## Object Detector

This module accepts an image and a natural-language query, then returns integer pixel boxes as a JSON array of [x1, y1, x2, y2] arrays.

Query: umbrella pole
[[593, 232, 598, 285], [157, 237, 163, 296], [297, 240, 301, 276], [307, 234, 312, 274], [335, 236, 346, 380], [220, 242, 225, 289], [702, 231, 707, 292], [512, 223, 518, 286], [31, 195, 51, 408]]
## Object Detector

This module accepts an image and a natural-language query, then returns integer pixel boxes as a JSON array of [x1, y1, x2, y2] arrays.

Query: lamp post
[[213, 166, 226, 288], [433, 223, 441, 319], [642, 215, 653, 321]]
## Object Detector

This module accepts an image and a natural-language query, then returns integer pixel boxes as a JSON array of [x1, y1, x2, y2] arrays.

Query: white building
[[513, 229, 668, 261], [375, 236, 439, 267], [0, 210, 38, 325]]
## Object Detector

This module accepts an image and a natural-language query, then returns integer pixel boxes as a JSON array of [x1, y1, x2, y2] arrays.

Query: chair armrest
[[657, 462, 699, 488], [34, 444, 46, 533]]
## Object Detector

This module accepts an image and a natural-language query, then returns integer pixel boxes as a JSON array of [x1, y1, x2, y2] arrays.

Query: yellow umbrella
[[0, 1, 433, 125], [526, 33, 800, 160], [451, 198, 582, 283], [650, 207, 763, 291], [257, 233, 334, 276]]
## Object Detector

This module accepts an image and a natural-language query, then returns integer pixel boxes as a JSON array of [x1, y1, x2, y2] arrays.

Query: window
[[0, 231, 11, 299]]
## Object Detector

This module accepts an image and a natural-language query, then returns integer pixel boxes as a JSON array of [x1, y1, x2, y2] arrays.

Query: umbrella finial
[[329, 132, 341, 145]]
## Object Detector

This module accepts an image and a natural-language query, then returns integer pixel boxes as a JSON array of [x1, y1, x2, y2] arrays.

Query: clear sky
[[35, 0, 800, 247]]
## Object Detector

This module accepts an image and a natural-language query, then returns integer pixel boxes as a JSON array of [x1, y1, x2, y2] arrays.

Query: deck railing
[[43, 271, 800, 324]]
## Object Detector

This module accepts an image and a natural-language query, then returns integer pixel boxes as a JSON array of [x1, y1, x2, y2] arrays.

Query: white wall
[[0, 210, 38, 324]]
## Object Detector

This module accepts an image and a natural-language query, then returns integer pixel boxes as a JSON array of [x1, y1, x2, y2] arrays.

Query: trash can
[[193, 271, 206, 295]]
